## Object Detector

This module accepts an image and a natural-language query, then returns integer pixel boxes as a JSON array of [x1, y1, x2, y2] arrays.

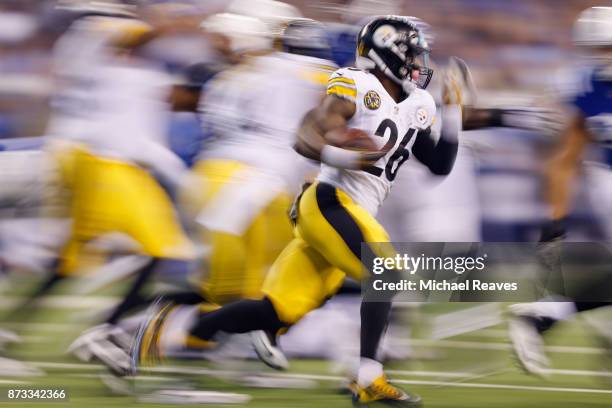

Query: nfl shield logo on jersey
[[364, 90, 381, 110]]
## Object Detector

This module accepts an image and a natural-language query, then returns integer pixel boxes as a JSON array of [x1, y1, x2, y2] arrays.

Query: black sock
[[189, 297, 285, 341], [142, 291, 206, 306], [360, 300, 392, 360], [106, 258, 158, 325], [574, 302, 612, 313], [17, 270, 65, 312]]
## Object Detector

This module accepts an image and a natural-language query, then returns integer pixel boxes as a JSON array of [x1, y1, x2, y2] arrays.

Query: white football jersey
[[200, 52, 334, 187], [85, 59, 174, 159], [45, 16, 118, 143], [317, 67, 436, 215]]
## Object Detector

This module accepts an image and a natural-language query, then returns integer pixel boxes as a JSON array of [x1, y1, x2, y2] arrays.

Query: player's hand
[[442, 56, 477, 108], [321, 127, 387, 169], [356, 148, 389, 169]]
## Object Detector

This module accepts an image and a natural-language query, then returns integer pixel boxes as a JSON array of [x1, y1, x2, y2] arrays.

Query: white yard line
[[386, 370, 471, 378], [404, 338, 604, 354], [0, 379, 30, 384], [389, 367, 612, 379], [15, 326, 602, 356], [0, 296, 118, 309], [542, 368, 612, 378], [2, 322, 81, 331], [35, 361, 612, 380], [27, 361, 612, 395], [391, 379, 612, 395], [464, 328, 508, 338], [68, 373, 176, 382]]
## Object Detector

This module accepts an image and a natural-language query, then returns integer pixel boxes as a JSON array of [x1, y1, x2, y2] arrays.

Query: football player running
[[508, 6, 612, 376], [41, 6, 198, 374], [179, 15, 333, 310], [133, 15, 463, 406]]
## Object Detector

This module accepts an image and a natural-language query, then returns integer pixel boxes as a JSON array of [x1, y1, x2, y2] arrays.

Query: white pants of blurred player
[[380, 145, 481, 243], [584, 162, 612, 240]]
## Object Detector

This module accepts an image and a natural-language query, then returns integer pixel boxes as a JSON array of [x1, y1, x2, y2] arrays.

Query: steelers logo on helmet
[[372, 25, 397, 48], [364, 90, 382, 110], [355, 16, 434, 91]]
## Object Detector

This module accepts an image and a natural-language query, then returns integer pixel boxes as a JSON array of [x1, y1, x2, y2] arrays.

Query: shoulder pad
[[327, 68, 358, 103]]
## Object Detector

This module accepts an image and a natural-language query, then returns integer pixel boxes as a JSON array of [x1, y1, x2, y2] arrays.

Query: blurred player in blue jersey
[[509, 6, 612, 376]]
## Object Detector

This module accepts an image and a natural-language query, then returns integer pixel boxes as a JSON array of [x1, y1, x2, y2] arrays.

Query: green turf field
[[0, 281, 610, 407]]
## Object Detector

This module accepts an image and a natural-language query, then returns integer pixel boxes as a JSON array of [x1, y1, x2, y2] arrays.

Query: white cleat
[[0, 356, 44, 377], [68, 323, 132, 376], [251, 330, 289, 371], [0, 329, 21, 349], [508, 306, 551, 377]]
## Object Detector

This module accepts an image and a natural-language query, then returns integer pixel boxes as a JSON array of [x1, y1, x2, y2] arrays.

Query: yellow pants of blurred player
[[180, 159, 293, 305], [58, 149, 193, 276], [42, 140, 84, 218], [262, 182, 397, 324]]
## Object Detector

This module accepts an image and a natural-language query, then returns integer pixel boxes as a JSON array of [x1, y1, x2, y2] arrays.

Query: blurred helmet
[[93, 16, 153, 48], [56, 0, 137, 17], [573, 7, 612, 48], [227, 0, 302, 36], [356, 15, 433, 90], [201, 13, 272, 54], [344, 0, 401, 24], [280, 19, 332, 61], [0, 12, 37, 44]]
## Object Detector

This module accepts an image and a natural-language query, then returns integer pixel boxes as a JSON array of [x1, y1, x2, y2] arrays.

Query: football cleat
[[0, 329, 21, 349], [0, 356, 44, 377], [351, 375, 422, 407], [131, 298, 176, 375], [251, 330, 289, 370], [507, 304, 556, 377], [68, 323, 132, 377]]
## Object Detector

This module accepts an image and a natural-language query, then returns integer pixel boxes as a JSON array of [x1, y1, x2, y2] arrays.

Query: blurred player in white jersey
[[508, 6, 612, 377], [15, 3, 200, 374], [133, 15, 464, 406], [180, 14, 335, 311], [13, 3, 144, 280]]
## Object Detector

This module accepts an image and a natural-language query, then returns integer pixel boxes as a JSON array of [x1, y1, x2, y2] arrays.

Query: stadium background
[[0, 1, 610, 407]]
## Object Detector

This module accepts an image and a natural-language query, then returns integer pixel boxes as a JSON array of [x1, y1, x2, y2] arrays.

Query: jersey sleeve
[[415, 89, 437, 130], [568, 66, 600, 117], [326, 68, 358, 104]]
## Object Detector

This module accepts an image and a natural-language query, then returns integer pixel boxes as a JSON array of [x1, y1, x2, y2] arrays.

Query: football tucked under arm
[[324, 128, 378, 151], [295, 95, 386, 169]]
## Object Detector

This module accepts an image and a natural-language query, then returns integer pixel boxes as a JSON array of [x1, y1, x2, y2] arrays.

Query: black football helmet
[[356, 15, 433, 90]]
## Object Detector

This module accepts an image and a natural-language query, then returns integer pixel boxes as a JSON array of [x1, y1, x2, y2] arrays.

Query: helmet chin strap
[[402, 79, 417, 94], [356, 51, 417, 95], [355, 55, 376, 70]]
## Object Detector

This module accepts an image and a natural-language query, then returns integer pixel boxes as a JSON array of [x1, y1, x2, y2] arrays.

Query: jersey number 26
[[364, 118, 416, 182]]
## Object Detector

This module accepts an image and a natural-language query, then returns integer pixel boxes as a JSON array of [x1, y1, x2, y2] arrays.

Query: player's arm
[[295, 95, 386, 169], [170, 86, 201, 112], [411, 127, 458, 176], [462, 106, 563, 136], [170, 63, 220, 112], [541, 113, 590, 240], [411, 57, 468, 176], [412, 103, 462, 175], [112, 7, 220, 53]]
